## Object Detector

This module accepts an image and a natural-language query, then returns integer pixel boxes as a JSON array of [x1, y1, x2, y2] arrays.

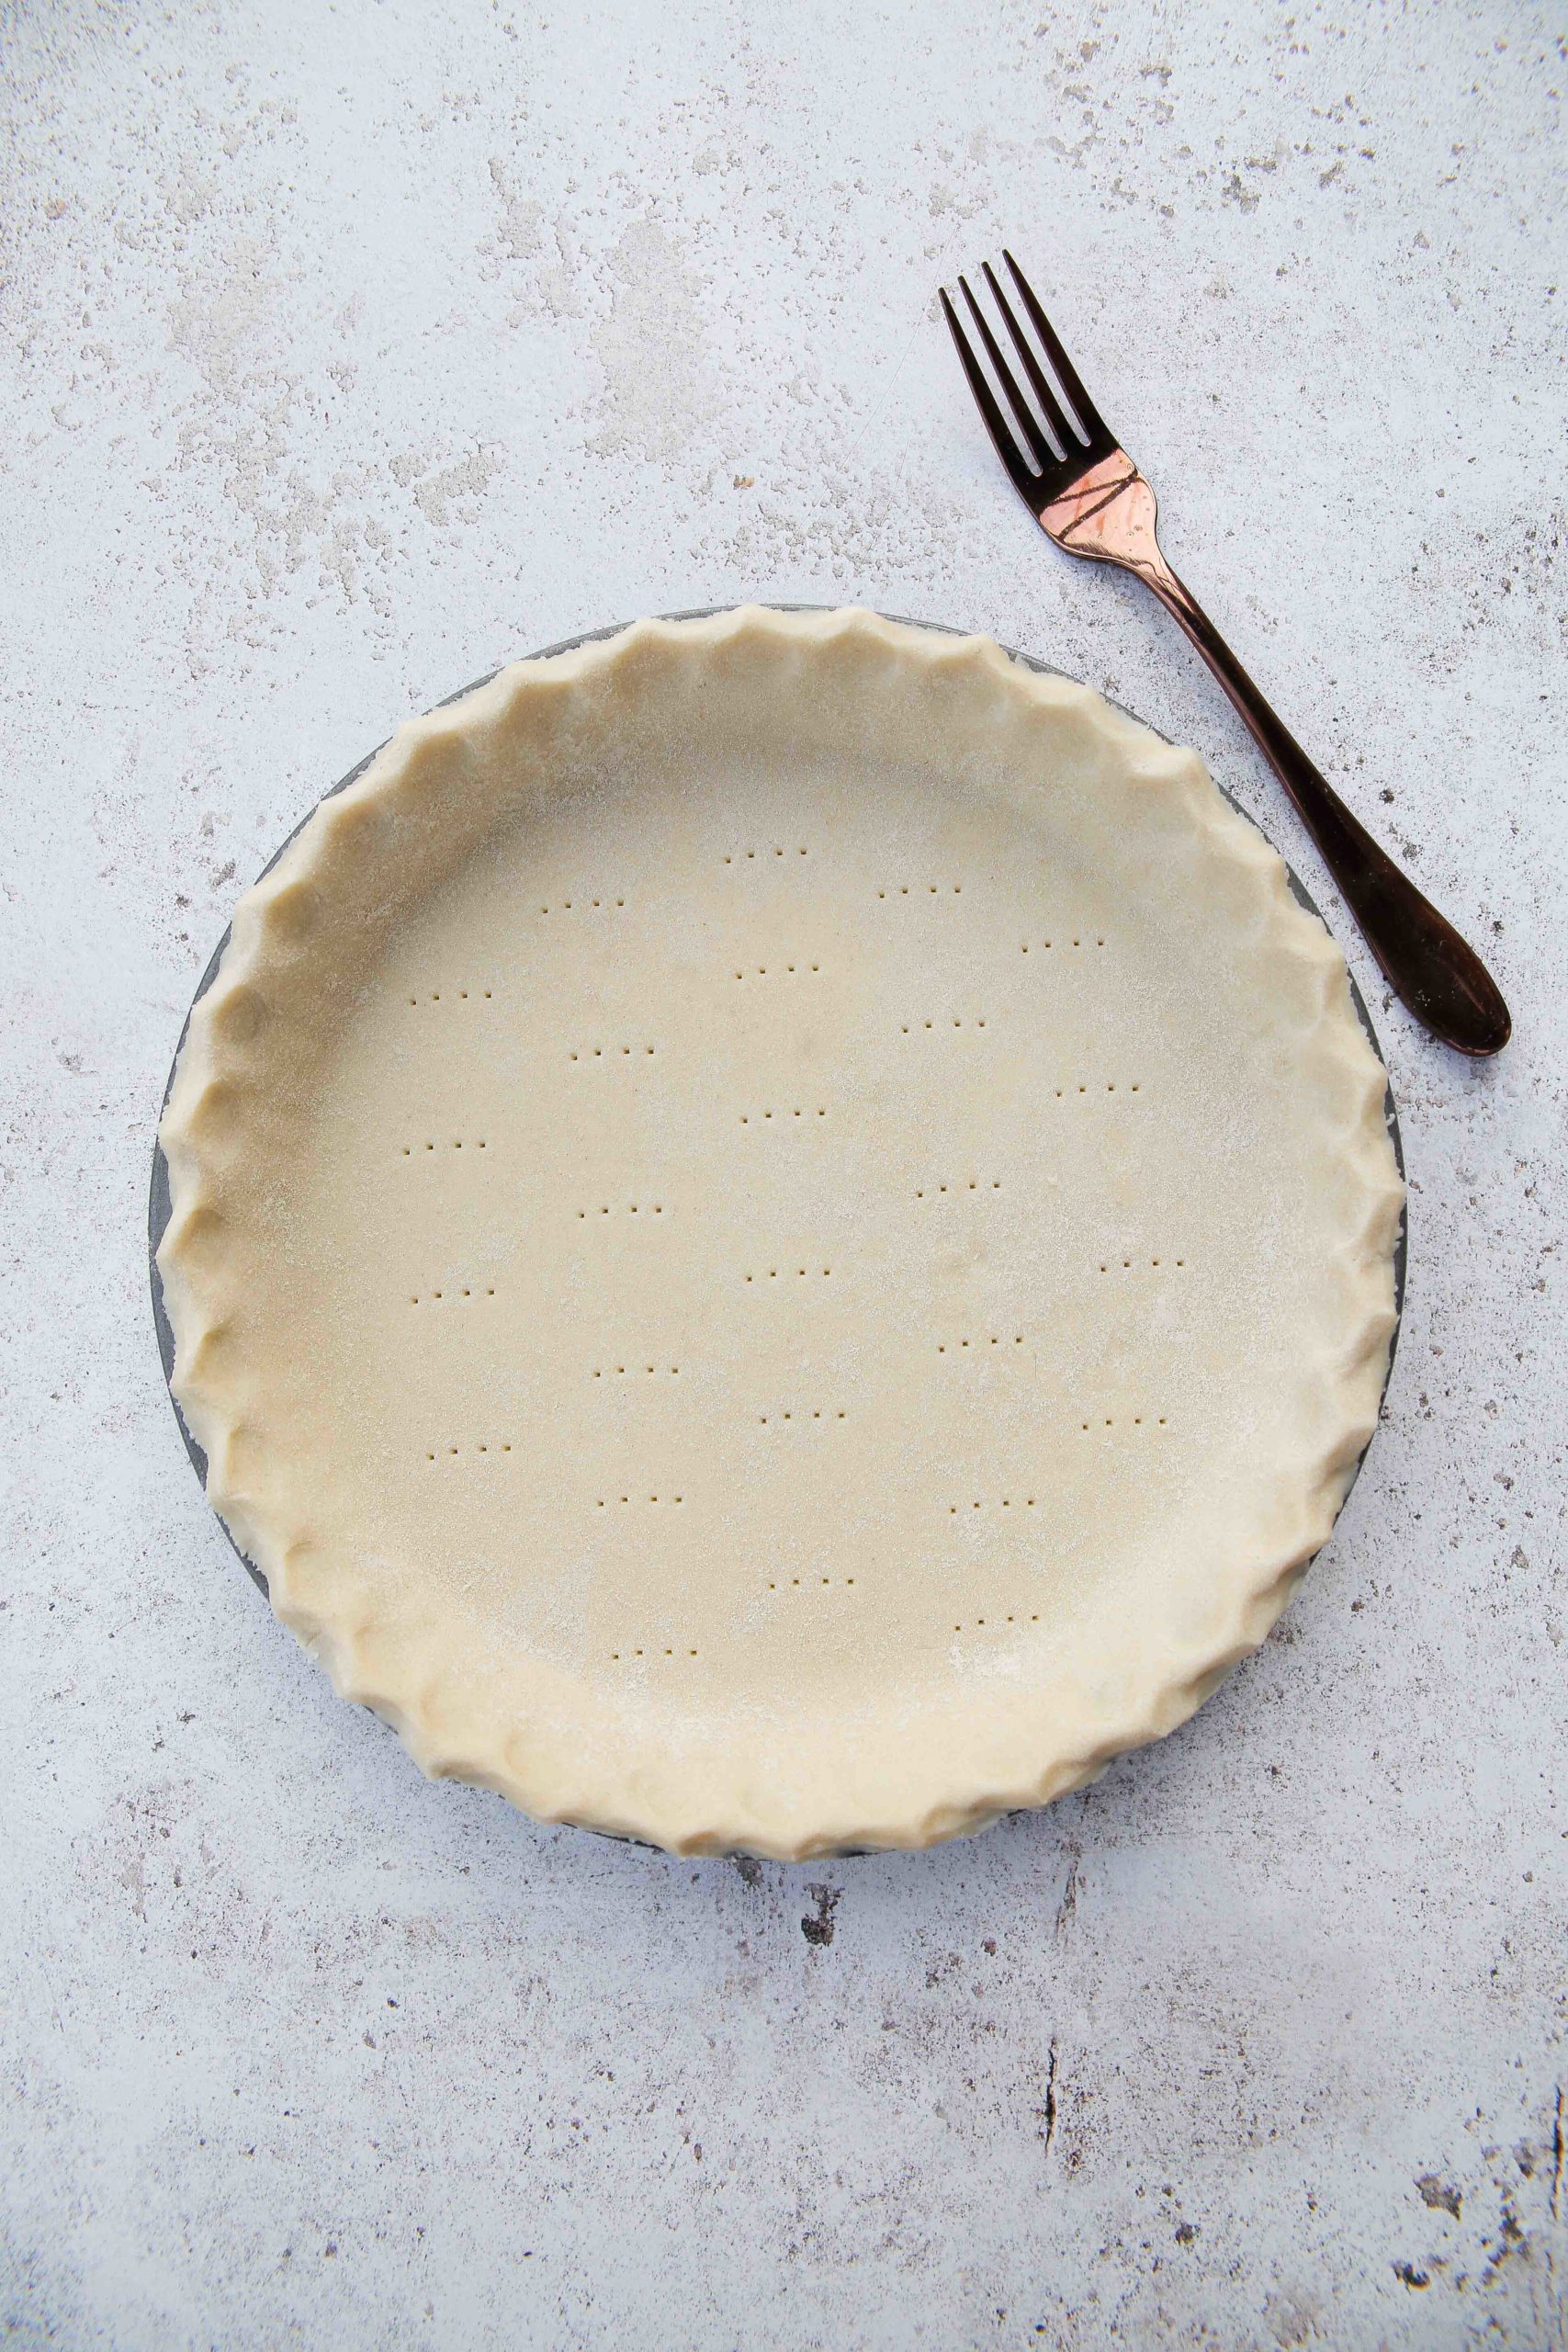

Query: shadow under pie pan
[[151, 605, 1405, 1861]]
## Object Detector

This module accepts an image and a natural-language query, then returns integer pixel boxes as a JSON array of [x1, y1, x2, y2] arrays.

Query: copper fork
[[941, 253, 1510, 1057]]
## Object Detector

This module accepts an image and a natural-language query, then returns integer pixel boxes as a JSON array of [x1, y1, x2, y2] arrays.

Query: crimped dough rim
[[155, 605, 1404, 1859]]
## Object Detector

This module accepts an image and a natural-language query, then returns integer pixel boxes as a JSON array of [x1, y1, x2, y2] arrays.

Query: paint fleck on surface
[[800, 1885, 841, 1947]]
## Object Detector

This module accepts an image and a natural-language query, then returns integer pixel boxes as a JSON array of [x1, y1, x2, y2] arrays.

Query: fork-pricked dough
[[156, 608, 1403, 1858]]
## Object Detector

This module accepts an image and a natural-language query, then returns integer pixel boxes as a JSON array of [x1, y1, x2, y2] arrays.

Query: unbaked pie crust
[[157, 607, 1403, 1858]]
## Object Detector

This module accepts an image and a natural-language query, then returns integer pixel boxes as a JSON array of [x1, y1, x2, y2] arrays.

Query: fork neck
[[1039, 452, 1185, 602], [1041, 453, 1260, 699]]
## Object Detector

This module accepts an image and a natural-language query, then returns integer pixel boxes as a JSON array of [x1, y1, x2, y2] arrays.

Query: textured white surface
[[2, 2, 1564, 2346]]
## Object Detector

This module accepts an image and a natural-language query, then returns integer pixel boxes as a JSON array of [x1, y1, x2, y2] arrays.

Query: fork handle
[[1138, 566, 1511, 1057]]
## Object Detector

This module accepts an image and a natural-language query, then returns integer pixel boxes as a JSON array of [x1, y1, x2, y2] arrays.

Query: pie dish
[[154, 605, 1404, 1859]]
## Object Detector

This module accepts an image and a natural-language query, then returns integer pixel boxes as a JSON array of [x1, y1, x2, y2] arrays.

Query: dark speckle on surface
[[801, 1886, 841, 1948]]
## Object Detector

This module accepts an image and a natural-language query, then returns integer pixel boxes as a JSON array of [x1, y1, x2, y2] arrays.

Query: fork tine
[[1001, 250, 1110, 447], [940, 288, 1034, 496], [980, 262, 1077, 456], [956, 276, 1056, 473]]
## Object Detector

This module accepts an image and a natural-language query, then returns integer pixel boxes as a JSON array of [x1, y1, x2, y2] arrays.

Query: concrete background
[[3, 2, 1564, 2345]]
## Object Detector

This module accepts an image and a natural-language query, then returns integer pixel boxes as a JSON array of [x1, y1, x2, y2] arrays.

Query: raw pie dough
[[157, 607, 1404, 1859]]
